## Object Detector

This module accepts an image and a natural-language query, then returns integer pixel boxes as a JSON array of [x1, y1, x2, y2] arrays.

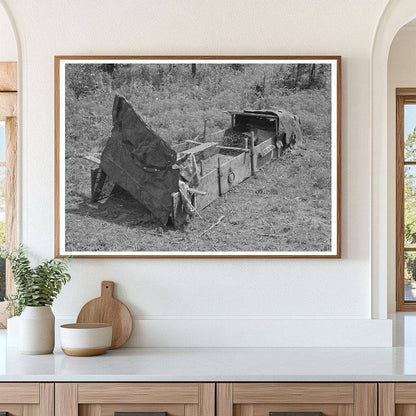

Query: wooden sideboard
[[0, 382, 413, 416]]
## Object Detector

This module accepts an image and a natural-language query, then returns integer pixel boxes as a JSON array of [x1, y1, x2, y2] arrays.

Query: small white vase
[[19, 306, 55, 354]]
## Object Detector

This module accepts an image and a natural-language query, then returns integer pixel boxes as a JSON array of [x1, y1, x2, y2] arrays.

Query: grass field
[[64, 63, 333, 253]]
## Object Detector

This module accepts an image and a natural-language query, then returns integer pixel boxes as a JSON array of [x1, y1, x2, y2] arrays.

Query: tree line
[[66, 63, 331, 100]]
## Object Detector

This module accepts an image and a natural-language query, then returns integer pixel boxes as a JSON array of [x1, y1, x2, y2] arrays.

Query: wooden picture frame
[[55, 56, 341, 258]]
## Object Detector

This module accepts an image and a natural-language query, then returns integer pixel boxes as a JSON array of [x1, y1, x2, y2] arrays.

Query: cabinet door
[[379, 383, 416, 416], [0, 383, 53, 416], [56, 383, 215, 416], [217, 383, 377, 416]]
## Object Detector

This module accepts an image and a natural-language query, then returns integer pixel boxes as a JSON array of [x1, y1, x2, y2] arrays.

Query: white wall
[[0, 0, 393, 346], [387, 25, 416, 312], [0, 4, 17, 61]]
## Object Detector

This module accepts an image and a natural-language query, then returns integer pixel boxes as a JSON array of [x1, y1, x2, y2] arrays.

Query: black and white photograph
[[55, 57, 341, 257]]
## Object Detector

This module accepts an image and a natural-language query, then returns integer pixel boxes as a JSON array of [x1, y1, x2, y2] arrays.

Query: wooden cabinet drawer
[[379, 383, 416, 416], [217, 383, 377, 416], [56, 383, 215, 416], [0, 383, 53, 416]]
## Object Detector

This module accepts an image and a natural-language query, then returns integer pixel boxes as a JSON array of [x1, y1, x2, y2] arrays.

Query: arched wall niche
[[386, 17, 416, 313], [372, 0, 416, 319]]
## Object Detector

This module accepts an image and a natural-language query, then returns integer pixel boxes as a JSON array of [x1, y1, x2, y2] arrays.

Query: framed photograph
[[55, 56, 341, 258]]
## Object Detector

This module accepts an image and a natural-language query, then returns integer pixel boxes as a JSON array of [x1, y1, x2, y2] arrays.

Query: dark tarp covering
[[243, 108, 302, 146], [100, 95, 179, 225]]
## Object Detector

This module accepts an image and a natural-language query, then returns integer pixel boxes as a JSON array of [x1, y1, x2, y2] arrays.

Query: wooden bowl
[[60, 323, 112, 356]]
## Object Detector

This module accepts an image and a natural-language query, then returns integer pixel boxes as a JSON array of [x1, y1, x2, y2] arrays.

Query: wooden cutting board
[[76, 281, 133, 349]]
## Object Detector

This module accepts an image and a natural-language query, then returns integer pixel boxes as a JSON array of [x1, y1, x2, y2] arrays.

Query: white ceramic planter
[[19, 306, 55, 354]]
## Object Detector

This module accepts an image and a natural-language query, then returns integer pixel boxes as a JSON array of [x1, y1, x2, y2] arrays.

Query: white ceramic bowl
[[60, 323, 112, 356]]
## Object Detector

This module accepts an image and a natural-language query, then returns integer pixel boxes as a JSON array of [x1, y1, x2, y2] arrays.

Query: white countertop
[[3, 313, 416, 382], [1, 328, 416, 382]]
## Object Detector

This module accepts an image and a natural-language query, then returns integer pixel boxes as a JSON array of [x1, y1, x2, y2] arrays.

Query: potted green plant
[[2, 246, 71, 354]]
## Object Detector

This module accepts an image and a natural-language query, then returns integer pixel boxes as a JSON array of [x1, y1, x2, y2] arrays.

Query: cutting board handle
[[101, 281, 115, 298]]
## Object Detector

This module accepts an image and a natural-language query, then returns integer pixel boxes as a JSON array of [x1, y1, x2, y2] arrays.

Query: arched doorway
[[371, 0, 416, 319]]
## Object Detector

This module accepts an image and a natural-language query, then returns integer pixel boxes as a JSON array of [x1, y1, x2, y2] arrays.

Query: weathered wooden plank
[[254, 138, 274, 152], [182, 142, 219, 163], [220, 151, 251, 194], [254, 138, 277, 170], [195, 168, 219, 210], [207, 128, 226, 138], [250, 131, 256, 174], [84, 155, 101, 165], [172, 142, 193, 153], [91, 168, 109, 202], [217, 145, 249, 153], [171, 191, 189, 228]]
